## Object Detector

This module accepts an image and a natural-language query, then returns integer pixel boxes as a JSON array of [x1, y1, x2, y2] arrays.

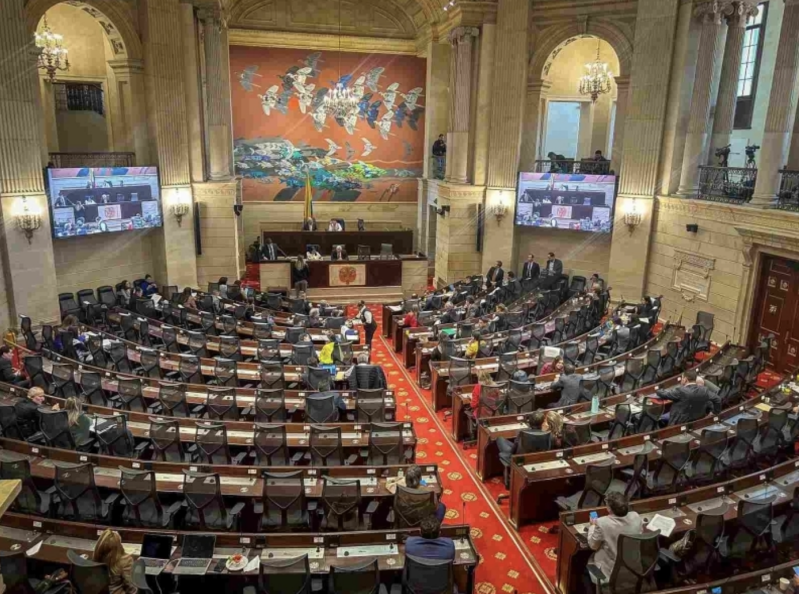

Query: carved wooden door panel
[[750, 256, 799, 373]]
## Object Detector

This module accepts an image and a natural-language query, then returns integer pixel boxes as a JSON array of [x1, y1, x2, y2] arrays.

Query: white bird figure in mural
[[311, 106, 328, 132], [237, 66, 262, 91], [258, 85, 280, 116], [364, 67, 385, 92], [377, 110, 394, 140], [380, 82, 400, 111], [294, 66, 314, 87], [400, 87, 424, 110], [352, 75, 366, 100], [296, 83, 316, 114], [325, 139, 341, 157], [361, 138, 376, 157], [343, 112, 358, 135]]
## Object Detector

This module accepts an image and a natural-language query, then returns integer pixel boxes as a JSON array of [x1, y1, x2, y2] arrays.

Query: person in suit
[[549, 364, 588, 408], [586, 492, 643, 592], [486, 260, 504, 290], [506, 271, 521, 299], [436, 302, 456, 325], [545, 252, 563, 276], [522, 254, 540, 281], [328, 219, 343, 232], [262, 238, 285, 261], [302, 217, 318, 231], [0, 346, 28, 387], [15, 386, 46, 439], [405, 515, 455, 561], [331, 245, 348, 261], [656, 369, 721, 425]]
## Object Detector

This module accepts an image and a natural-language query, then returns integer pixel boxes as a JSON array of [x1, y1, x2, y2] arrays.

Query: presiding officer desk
[[0, 512, 477, 590], [261, 230, 414, 256]]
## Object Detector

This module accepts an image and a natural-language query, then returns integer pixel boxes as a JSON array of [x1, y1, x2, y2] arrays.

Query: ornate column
[[751, 0, 799, 205], [445, 27, 478, 185], [108, 59, 151, 166], [518, 81, 551, 171], [181, 2, 206, 183], [710, 1, 758, 160], [0, 0, 60, 326], [200, 6, 234, 181], [610, 76, 630, 173], [677, 0, 724, 194]]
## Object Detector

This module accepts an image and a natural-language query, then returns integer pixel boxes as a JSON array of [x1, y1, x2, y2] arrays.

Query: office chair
[[182, 470, 246, 531], [67, 550, 111, 594], [94, 413, 135, 458], [505, 379, 536, 414], [119, 467, 181, 528], [252, 423, 299, 466], [292, 343, 316, 366], [592, 404, 632, 441], [306, 393, 339, 423], [645, 438, 691, 494], [330, 557, 384, 594], [319, 477, 374, 531], [187, 331, 208, 357], [723, 497, 776, 562], [562, 420, 594, 448], [257, 469, 310, 531], [305, 366, 332, 391], [0, 405, 28, 442], [213, 358, 239, 388], [157, 382, 191, 417], [555, 461, 621, 511], [108, 341, 133, 374], [79, 370, 110, 407], [194, 421, 245, 465], [219, 335, 242, 361], [137, 347, 163, 379], [260, 360, 285, 389], [0, 456, 51, 515], [587, 532, 661, 594], [85, 334, 108, 369], [116, 376, 146, 412], [148, 417, 187, 462], [402, 556, 454, 594], [252, 554, 312, 594], [309, 425, 346, 466], [52, 461, 118, 522], [687, 427, 729, 485], [367, 422, 409, 465], [254, 389, 288, 422], [389, 485, 437, 529], [50, 362, 78, 398], [58, 293, 81, 320], [39, 408, 93, 451], [205, 387, 240, 420], [355, 389, 387, 422]]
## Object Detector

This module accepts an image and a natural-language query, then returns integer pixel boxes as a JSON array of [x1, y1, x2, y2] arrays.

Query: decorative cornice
[[694, 0, 723, 23], [723, 0, 759, 26], [228, 28, 419, 55], [448, 26, 480, 46]]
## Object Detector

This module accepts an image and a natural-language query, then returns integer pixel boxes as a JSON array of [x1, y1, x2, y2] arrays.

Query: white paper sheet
[[646, 514, 676, 537]]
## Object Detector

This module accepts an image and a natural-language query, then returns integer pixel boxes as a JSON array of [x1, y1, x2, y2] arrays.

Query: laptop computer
[[138, 534, 174, 576], [172, 534, 216, 576]]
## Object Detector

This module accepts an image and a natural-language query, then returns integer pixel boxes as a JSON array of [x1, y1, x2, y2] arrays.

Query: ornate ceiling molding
[[229, 28, 419, 54]]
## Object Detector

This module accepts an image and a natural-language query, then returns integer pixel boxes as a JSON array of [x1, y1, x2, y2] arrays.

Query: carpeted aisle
[[369, 306, 550, 594]]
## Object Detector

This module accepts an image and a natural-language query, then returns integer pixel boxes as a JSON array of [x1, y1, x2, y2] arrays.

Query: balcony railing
[[776, 169, 799, 211], [696, 166, 756, 204], [48, 152, 136, 168], [533, 159, 612, 175]]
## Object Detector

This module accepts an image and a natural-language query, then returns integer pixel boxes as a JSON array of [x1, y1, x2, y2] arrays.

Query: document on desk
[[646, 514, 676, 537], [524, 459, 571, 473], [26, 542, 42, 557]]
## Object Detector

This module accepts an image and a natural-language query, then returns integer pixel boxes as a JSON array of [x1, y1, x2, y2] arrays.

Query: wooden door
[[749, 255, 799, 373]]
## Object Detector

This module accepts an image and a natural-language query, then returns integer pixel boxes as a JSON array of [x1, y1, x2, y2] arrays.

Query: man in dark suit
[[506, 271, 521, 299], [522, 254, 540, 281], [15, 386, 46, 438], [550, 364, 588, 408], [348, 352, 387, 389], [486, 260, 504, 290], [0, 346, 29, 387], [656, 370, 720, 425], [302, 217, 318, 231], [404, 515, 455, 561], [262, 238, 286, 261], [545, 252, 563, 276], [331, 245, 348, 261]]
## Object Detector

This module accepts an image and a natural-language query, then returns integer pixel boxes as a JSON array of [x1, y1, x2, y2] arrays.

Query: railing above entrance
[[48, 152, 136, 169], [696, 166, 756, 204]]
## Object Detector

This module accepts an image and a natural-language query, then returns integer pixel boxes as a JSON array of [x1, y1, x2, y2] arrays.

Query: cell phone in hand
[[711, 588, 721, 594], [589, 511, 598, 521], [793, 566, 799, 577]]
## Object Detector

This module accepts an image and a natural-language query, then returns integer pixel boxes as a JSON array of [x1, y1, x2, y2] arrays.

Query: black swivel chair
[[51, 461, 118, 522], [67, 550, 111, 594], [181, 470, 246, 531], [257, 469, 310, 531], [119, 467, 181, 528], [586, 532, 661, 594]]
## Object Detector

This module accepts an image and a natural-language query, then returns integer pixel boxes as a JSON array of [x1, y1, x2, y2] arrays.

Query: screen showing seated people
[[515, 172, 616, 233], [47, 167, 162, 238]]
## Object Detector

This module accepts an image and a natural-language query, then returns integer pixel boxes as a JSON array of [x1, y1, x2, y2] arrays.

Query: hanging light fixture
[[35, 16, 70, 83], [323, 0, 358, 119], [579, 40, 612, 103]]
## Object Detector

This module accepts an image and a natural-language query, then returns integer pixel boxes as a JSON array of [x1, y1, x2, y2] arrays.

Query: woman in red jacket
[[403, 305, 419, 328]]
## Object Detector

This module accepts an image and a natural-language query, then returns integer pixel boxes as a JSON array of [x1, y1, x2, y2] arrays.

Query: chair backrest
[[606, 532, 661, 594], [158, 383, 189, 417], [355, 388, 386, 422], [321, 476, 361, 530], [39, 408, 77, 449], [476, 382, 507, 420], [392, 485, 436, 528], [138, 347, 162, 378], [259, 554, 312, 594], [368, 421, 404, 465], [306, 366, 332, 391], [310, 424, 343, 466], [148, 417, 185, 462], [447, 357, 472, 388], [95, 413, 134, 457], [255, 389, 287, 423], [651, 438, 691, 490], [117, 376, 146, 412], [97, 285, 117, 307], [517, 430, 552, 454], [219, 335, 242, 360], [577, 461, 614, 508], [253, 423, 290, 465], [292, 343, 315, 366], [260, 360, 285, 389], [403, 555, 454, 594], [506, 379, 535, 414], [258, 339, 283, 363], [178, 354, 203, 384], [206, 387, 239, 420], [0, 550, 32, 592], [182, 470, 227, 528], [286, 327, 305, 344], [195, 421, 231, 464], [54, 461, 103, 521], [306, 393, 339, 423], [0, 405, 25, 441], [261, 469, 307, 530], [24, 355, 48, 389], [728, 497, 775, 558], [0, 455, 45, 515], [119, 467, 165, 528], [213, 358, 239, 388], [68, 549, 111, 594], [563, 421, 592, 447]]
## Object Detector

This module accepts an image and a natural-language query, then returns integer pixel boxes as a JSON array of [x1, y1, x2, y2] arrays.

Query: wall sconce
[[14, 197, 41, 244], [622, 199, 643, 234], [490, 195, 509, 224], [436, 205, 450, 217], [170, 193, 191, 227]]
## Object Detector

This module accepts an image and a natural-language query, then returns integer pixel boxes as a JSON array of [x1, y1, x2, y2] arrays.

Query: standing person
[[432, 134, 447, 179], [292, 256, 310, 297], [522, 254, 540, 281], [358, 300, 377, 349], [262, 238, 285, 261], [92, 529, 137, 594], [486, 261, 504, 290], [655, 370, 720, 425], [550, 363, 588, 408], [545, 252, 563, 276]]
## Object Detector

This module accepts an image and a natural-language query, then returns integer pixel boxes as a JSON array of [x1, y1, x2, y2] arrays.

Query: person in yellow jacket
[[319, 341, 335, 365]]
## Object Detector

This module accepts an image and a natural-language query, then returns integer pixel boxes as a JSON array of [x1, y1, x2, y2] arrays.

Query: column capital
[[694, 0, 723, 24], [107, 58, 145, 77], [448, 26, 479, 46], [613, 75, 631, 90], [723, 0, 759, 26], [526, 80, 552, 95], [198, 4, 230, 29]]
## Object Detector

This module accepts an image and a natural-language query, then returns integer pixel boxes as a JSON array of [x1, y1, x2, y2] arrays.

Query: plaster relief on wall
[[672, 249, 715, 302]]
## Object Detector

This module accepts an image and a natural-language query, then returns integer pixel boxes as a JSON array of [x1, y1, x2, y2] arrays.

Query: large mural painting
[[230, 46, 426, 203]]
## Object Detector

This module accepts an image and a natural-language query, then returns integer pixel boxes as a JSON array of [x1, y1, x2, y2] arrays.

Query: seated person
[[357, 219, 365, 231], [347, 352, 387, 390], [496, 410, 552, 467], [550, 363, 588, 408], [178, 287, 197, 309], [469, 369, 494, 409], [405, 515, 455, 561], [306, 308, 323, 328], [306, 245, 323, 260], [93, 529, 137, 594], [464, 331, 485, 359], [429, 331, 450, 362], [331, 245, 348, 260], [51, 396, 91, 445], [656, 370, 720, 425], [0, 346, 29, 387], [328, 219, 343, 232], [303, 217, 318, 231], [465, 296, 480, 319], [405, 465, 446, 522], [506, 271, 521, 298], [586, 492, 643, 591], [15, 386, 46, 439], [140, 274, 158, 297], [540, 356, 564, 375], [436, 302, 456, 325], [403, 305, 420, 329]]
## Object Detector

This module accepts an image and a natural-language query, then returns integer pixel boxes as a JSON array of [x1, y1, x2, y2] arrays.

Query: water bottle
[[591, 393, 600, 414]]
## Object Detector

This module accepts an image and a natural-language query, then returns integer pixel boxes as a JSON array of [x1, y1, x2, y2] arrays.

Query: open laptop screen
[[140, 534, 173, 559], [181, 534, 216, 558]]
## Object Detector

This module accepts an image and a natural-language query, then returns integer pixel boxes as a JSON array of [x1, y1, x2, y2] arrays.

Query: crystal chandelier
[[323, 0, 357, 118], [35, 16, 70, 83], [579, 41, 612, 103]]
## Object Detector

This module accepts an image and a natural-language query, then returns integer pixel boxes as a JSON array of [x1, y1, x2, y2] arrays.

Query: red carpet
[[370, 306, 551, 594]]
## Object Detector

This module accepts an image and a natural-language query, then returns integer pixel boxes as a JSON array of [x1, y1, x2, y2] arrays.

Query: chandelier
[[579, 41, 612, 103], [35, 16, 70, 83], [323, 0, 357, 118]]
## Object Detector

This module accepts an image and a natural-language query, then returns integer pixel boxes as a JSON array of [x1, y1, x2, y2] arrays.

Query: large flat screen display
[[515, 172, 616, 233], [47, 167, 162, 238]]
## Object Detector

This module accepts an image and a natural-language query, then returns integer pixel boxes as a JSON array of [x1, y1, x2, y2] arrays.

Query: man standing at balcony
[[432, 134, 446, 180]]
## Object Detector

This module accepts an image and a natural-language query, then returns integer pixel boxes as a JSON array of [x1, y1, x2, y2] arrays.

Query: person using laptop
[[93, 529, 137, 594]]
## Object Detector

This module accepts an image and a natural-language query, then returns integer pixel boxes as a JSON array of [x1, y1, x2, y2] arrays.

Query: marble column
[[518, 81, 551, 172], [181, 2, 206, 183], [0, 0, 60, 326], [200, 7, 234, 181], [422, 40, 451, 180], [445, 27, 478, 185], [677, 0, 724, 195], [751, 0, 799, 205], [108, 59, 151, 166], [471, 23, 495, 187], [610, 76, 630, 173], [710, 1, 758, 160]]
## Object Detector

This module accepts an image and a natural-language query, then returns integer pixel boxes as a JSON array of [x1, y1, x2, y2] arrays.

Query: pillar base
[[751, 131, 790, 207]]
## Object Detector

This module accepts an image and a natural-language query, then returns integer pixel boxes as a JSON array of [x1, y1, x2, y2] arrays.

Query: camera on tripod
[[715, 144, 731, 167], [745, 144, 760, 167]]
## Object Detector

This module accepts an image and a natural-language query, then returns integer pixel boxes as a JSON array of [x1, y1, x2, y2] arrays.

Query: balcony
[[776, 170, 799, 211], [48, 152, 136, 169], [533, 159, 612, 175], [696, 166, 756, 204]]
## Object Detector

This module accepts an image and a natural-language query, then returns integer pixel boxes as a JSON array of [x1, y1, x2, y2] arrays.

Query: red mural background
[[229, 45, 426, 203]]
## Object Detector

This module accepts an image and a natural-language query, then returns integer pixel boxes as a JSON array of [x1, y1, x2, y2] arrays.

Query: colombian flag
[[303, 171, 313, 221]]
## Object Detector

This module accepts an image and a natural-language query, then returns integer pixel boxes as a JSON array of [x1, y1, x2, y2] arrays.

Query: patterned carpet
[[371, 304, 786, 592], [370, 306, 550, 594]]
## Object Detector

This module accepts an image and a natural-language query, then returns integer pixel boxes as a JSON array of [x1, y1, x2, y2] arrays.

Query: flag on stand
[[303, 172, 314, 221]]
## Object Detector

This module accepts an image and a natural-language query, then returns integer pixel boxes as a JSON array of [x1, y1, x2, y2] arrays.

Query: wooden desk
[[260, 257, 427, 292], [262, 230, 414, 256]]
